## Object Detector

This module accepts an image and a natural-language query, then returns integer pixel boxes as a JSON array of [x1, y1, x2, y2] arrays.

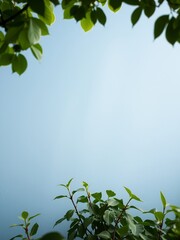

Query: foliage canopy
[[1, 0, 180, 74]]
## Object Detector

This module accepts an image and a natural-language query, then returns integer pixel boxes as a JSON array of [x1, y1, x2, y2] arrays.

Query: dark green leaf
[[70, 5, 86, 21], [154, 15, 169, 39], [12, 54, 27, 75], [65, 209, 74, 220], [30, 223, 39, 236], [123, 0, 139, 5], [166, 17, 179, 45], [96, 7, 106, 25], [131, 7, 142, 26], [28, 0, 45, 16], [40, 232, 64, 240], [49, 0, 60, 6], [108, 0, 122, 12], [77, 195, 88, 203], [90, 10, 97, 24], [144, 5, 156, 18], [0, 53, 13, 66]]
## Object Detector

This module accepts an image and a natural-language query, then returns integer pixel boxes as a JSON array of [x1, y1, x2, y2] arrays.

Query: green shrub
[[10, 179, 180, 240]]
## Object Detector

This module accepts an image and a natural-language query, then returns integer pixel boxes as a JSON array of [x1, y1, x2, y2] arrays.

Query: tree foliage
[[1, 0, 180, 75]]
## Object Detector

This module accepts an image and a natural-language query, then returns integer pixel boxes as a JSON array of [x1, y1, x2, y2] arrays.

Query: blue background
[[1, 4, 180, 239]]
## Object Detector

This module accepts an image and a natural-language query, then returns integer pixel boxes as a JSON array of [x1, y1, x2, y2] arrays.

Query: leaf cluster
[[54, 179, 180, 240], [1, 0, 180, 74]]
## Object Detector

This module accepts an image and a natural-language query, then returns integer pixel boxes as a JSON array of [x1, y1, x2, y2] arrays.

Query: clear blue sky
[[1, 4, 180, 239]]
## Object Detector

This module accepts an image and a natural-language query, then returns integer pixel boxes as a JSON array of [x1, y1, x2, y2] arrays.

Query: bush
[[10, 179, 180, 240]]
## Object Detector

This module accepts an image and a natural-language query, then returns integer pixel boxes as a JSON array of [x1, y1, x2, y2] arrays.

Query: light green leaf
[[31, 44, 43, 60], [39, 0, 56, 25], [98, 231, 111, 239], [81, 12, 94, 32], [103, 210, 114, 225], [160, 192, 167, 208], [28, 18, 41, 45], [107, 198, 119, 206]]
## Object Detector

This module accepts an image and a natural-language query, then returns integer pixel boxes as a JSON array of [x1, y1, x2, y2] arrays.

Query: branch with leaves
[[1, 0, 180, 75]]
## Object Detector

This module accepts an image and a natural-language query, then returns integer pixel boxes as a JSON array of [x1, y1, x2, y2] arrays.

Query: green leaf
[[29, 0, 45, 16], [12, 54, 27, 75], [39, 0, 56, 25], [40, 232, 64, 240], [49, 0, 60, 6], [160, 192, 167, 208], [91, 192, 102, 200], [66, 178, 73, 188], [124, 187, 142, 201], [54, 195, 68, 200], [154, 211, 164, 222], [166, 17, 179, 45], [77, 195, 88, 203], [0, 53, 13, 66], [54, 217, 66, 227], [144, 4, 156, 18], [123, 0, 139, 5], [21, 211, 29, 220], [90, 10, 97, 24], [70, 6, 86, 21], [98, 231, 111, 239], [107, 198, 119, 206], [30, 223, 39, 236], [154, 15, 169, 39], [63, 7, 74, 19], [72, 188, 84, 195], [82, 181, 88, 189], [28, 18, 41, 45], [108, 0, 122, 12], [29, 213, 40, 221], [131, 7, 142, 26], [18, 29, 31, 50], [31, 44, 43, 60], [9, 235, 23, 240], [103, 210, 115, 225], [64, 209, 74, 220], [106, 190, 116, 198], [33, 18, 49, 36], [81, 17, 94, 32], [96, 7, 106, 26]]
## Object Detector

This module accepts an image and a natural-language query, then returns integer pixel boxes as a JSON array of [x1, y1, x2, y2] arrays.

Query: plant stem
[[112, 198, 132, 240], [68, 188, 92, 237]]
